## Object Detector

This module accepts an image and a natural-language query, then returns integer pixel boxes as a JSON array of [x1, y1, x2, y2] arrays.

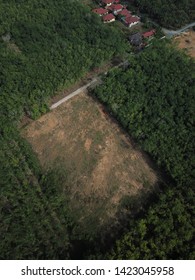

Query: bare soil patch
[[23, 93, 159, 235], [174, 30, 195, 59]]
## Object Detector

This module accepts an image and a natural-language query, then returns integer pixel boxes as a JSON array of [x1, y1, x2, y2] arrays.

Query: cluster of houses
[[92, 0, 140, 28], [92, 0, 156, 49], [129, 29, 156, 49]]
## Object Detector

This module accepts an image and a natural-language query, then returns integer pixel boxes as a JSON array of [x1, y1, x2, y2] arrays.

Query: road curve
[[162, 22, 195, 37]]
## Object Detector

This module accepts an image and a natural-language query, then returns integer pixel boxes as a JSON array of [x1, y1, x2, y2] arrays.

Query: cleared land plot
[[23, 93, 159, 236], [174, 30, 195, 58]]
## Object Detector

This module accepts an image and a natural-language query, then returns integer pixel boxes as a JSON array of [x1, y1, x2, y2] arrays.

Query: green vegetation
[[108, 185, 195, 259], [0, 0, 127, 259], [93, 41, 194, 186], [0, 132, 71, 259], [0, 0, 127, 119], [0, 0, 194, 260], [133, 0, 195, 28], [92, 41, 195, 259]]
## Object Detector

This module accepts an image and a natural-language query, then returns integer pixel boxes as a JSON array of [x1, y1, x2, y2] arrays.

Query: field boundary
[[50, 78, 99, 109]]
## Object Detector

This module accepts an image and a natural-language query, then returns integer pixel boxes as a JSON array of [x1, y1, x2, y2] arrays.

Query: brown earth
[[174, 30, 195, 59], [22, 93, 160, 235]]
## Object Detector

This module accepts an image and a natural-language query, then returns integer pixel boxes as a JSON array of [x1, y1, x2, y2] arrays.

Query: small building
[[122, 16, 140, 28], [103, 13, 115, 23], [92, 8, 108, 16], [101, 0, 114, 6], [106, 4, 123, 14], [118, 8, 131, 17], [106, 4, 114, 11], [142, 29, 156, 39], [129, 32, 142, 46], [112, 4, 123, 15]]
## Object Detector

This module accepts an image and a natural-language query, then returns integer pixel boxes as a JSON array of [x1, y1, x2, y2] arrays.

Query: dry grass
[[22, 93, 159, 235], [174, 30, 195, 59]]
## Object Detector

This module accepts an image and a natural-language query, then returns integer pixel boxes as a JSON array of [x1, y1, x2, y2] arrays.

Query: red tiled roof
[[102, 0, 114, 4], [106, 3, 123, 11], [106, 4, 115, 11], [125, 16, 139, 24], [118, 8, 131, 16], [114, 0, 120, 3], [92, 8, 108, 15], [142, 29, 156, 38], [113, 4, 123, 10], [103, 14, 115, 21]]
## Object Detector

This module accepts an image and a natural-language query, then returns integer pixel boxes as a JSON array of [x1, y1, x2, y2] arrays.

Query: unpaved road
[[50, 60, 129, 110], [162, 22, 195, 37], [50, 77, 99, 109]]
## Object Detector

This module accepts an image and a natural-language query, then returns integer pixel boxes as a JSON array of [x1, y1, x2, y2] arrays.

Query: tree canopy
[[93, 41, 195, 259], [134, 0, 195, 28], [0, 0, 194, 259], [0, 0, 127, 259]]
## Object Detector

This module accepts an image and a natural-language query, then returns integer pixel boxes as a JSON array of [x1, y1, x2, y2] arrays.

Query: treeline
[[108, 184, 195, 259], [92, 41, 195, 259], [0, 0, 128, 259], [133, 0, 195, 28], [0, 0, 128, 119], [1, 0, 194, 260], [0, 130, 72, 259]]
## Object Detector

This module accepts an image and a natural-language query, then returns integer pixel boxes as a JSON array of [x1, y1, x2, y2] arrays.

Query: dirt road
[[50, 60, 129, 110], [162, 22, 195, 37], [50, 77, 99, 109]]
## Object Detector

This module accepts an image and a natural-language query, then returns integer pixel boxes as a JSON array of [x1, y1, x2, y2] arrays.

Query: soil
[[174, 30, 195, 59], [22, 93, 160, 235]]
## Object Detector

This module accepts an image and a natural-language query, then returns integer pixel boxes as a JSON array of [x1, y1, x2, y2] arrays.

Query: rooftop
[[92, 8, 108, 15], [102, 0, 114, 4], [143, 29, 156, 38], [103, 13, 115, 21], [118, 8, 131, 17], [125, 16, 140, 24]]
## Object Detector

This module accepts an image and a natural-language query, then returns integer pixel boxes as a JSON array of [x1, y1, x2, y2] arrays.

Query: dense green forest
[[93, 41, 195, 259], [0, 132, 72, 259], [133, 0, 195, 28], [0, 0, 127, 119], [108, 185, 195, 259], [0, 0, 127, 259], [93, 42, 195, 186], [0, 0, 194, 259]]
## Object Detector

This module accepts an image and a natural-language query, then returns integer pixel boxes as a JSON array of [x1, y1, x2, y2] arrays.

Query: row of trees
[[93, 41, 195, 259], [0, 0, 128, 119], [0, 0, 194, 259], [0, 0, 128, 259], [108, 184, 194, 259], [0, 130, 72, 259], [133, 0, 195, 28]]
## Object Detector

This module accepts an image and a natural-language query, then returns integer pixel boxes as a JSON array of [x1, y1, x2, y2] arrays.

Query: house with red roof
[[101, 0, 114, 6], [101, 0, 120, 6], [122, 16, 140, 28], [142, 29, 156, 39], [106, 4, 123, 14], [112, 4, 123, 15], [92, 8, 108, 16], [118, 8, 131, 17], [103, 13, 115, 23]]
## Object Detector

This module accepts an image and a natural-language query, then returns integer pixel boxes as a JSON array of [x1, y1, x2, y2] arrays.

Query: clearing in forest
[[23, 93, 159, 236], [174, 30, 195, 59]]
